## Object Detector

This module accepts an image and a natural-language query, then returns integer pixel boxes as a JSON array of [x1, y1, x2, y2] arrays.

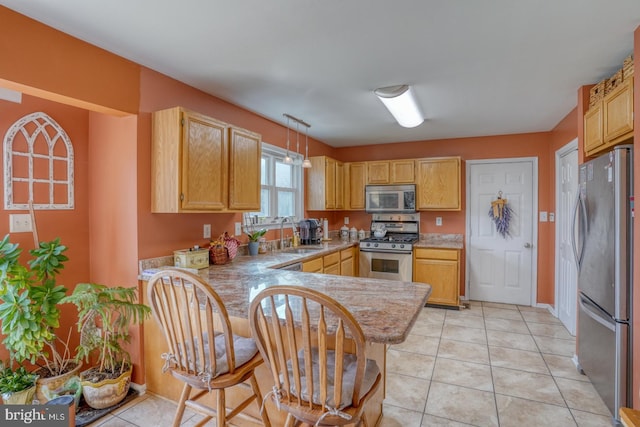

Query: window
[[3, 112, 74, 210], [248, 142, 303, 228]]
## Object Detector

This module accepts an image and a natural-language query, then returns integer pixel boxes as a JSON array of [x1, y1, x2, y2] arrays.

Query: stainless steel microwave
[[365, 184, 416, 213]]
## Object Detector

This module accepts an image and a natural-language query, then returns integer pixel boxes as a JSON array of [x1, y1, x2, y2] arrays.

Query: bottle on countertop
[[340, 224, 349, 241]]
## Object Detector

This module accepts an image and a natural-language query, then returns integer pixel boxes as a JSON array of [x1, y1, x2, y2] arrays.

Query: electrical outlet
[[549, 212, 555, 222], [436, 217, 443, 226], [235, 222, 242, 236], [344, 217, 349, 225], [9, 214, 32, 233], [203, 224, 211, 239]]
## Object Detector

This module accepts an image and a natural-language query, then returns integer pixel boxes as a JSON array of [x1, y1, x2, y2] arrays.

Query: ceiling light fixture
[[284, 115, 293, 164], [283, 113, 312, 168], [302, 124, 312, 169], [374, 84, 424, 128]]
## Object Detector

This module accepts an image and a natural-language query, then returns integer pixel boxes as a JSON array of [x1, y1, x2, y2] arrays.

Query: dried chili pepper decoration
[[488, 192, 513, 238]]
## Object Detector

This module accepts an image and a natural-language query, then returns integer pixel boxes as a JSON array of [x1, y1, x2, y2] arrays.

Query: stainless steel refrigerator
[[573, 145, 633, 424]]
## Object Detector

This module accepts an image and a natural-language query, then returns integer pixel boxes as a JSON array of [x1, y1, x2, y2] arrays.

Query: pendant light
[[284, 115, 293, 164], [302, 123, 312, 168]]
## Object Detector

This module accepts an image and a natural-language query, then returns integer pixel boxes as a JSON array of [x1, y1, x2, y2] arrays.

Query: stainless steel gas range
[[359, 213, 419, 282]]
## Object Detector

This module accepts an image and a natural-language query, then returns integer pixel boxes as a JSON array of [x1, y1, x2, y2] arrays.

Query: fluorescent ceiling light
[[374, 85, 423, 128]]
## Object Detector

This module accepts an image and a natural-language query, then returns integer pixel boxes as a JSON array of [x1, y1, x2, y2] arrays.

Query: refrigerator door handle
[[571, 192, 586, 268], [579, 294, 615, 332]]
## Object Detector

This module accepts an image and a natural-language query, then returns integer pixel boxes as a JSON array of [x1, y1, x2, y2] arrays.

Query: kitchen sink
[[283, 247, 323, 254]]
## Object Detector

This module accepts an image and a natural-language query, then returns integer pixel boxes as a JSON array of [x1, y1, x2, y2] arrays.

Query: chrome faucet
[[280, 216, 296, 249]]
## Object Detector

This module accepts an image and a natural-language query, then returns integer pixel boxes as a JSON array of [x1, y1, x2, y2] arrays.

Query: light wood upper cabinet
[[416, 157, 461, 211], [414, 248, 460, 307], [584, 102, 605, 155], [604, 77, 634, 143], [367, 161, 390, 184], [390, 160, 415, 183], [584, 76, 634, 157], [345, 162, 367, 210], [228, 127, 261, 210], [307, 156, 344, 210], [152, 107, 228, 212], [151, 106, 261, 213]]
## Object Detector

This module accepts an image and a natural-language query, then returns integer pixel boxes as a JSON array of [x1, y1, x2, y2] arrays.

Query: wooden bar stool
[[249, 285, 381, 426], [147, 269, 271, 427]]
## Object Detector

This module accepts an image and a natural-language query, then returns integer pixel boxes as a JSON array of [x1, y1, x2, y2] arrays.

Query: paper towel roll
[[323, 219, 329, 240]]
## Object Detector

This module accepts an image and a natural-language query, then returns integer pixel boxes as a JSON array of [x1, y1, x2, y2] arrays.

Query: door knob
[[524, 243, 532, 248]]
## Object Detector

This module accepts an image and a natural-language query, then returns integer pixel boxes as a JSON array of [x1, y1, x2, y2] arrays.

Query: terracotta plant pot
[[35, 361, 82, 405], [2, 385, 36, 404], [81, 365, 132, 410]]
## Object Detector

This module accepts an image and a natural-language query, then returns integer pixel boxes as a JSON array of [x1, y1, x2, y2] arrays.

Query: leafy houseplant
[[245, 228, 267, 242], [0, 234, 72, 376], [0, 361, 38, 404], [61, 283, 151, 409]]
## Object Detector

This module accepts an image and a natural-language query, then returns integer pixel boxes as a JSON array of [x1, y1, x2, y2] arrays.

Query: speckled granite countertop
[[415, 233, 464, 249], [140, 240, 431, 345]]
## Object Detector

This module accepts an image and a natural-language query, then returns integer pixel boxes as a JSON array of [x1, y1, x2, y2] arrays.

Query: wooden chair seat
[[148, 269, 271, 427], [250, 285, 381, 427]]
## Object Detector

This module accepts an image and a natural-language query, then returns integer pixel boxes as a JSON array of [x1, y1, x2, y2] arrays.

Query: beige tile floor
[[88, 301, 614, 427]]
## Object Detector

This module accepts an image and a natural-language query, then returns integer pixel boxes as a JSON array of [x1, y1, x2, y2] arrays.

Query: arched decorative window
[[3, 112, 74, 210]]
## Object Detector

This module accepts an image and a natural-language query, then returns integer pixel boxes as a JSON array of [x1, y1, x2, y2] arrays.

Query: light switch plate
[[9, 214, 32, 233], [344, 217, 349, 225], [436, 217, 443, 226], [549, 212, 555, 222], [203, 224, 211, 239], [539, 211, 548, 222]]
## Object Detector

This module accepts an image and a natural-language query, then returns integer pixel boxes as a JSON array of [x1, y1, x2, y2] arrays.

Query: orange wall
[[0, 7, 139, 116], [0, 95, 91, 363], [88, 113, 143, 382]]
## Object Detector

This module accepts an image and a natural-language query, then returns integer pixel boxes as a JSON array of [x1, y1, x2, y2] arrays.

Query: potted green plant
[[0, 234, 81, 403], [0, 361, 38, 404], [246, 228, 266, 256], [61, 282, 151, 409]]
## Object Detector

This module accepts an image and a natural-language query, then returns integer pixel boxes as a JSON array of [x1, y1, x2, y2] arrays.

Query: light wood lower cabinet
[[340, 247, 356, 276], [323, 251, 341, 275], [302, 257, 323, 273], [413, 248, 460, 307]]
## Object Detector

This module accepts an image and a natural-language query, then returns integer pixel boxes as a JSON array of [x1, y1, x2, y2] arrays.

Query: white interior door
[[467, 159, 537, 305], [555, 140, 578, 336]]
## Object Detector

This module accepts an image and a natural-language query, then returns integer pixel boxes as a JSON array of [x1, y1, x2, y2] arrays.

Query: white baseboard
[[130, 382, 147, 395]]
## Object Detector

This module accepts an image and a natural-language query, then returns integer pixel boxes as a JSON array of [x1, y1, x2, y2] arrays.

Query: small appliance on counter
[[298, 219, 322, 245]]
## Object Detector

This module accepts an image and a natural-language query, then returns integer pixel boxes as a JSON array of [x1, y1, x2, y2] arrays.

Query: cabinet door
[[346, 162, 367, 210], [584, 102, 604, 156], [390, 160, 415, 183], [604, 77, 634, 143], [181, 111, 228, 211], [335, 161, 344, 209], [228, 127, 261, 210], [303, 257, 323, 273], [325, 158, 337, 209], [414, 249, 459, 307], [416, 157, 461, 210], [340, 248, 354, 276], [367, 161, 390, 184], [324, 262, 341, 276]]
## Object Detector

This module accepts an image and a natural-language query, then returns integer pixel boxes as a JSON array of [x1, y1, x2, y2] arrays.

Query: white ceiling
[[2, 1, 640, 147]]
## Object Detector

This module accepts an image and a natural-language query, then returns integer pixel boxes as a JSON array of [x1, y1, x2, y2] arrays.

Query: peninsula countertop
[[140, 240, 432, 345]]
